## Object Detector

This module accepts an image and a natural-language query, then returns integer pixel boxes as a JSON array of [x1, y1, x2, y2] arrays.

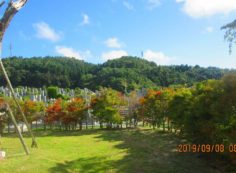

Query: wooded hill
[[0, 56, 234, 92]]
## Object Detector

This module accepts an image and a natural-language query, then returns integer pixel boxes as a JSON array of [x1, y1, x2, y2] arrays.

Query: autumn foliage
[[45, 99, 63, 125], [44, 98, 87, 130]]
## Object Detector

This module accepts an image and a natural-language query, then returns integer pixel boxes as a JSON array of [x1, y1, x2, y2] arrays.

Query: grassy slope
[[0, 129, 223, 173]]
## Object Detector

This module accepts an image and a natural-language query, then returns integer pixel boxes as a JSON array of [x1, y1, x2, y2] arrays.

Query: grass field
[[0, 129, 230, 173]]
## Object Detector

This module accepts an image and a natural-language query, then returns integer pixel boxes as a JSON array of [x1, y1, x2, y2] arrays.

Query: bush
[[47, 86, 58, 99]]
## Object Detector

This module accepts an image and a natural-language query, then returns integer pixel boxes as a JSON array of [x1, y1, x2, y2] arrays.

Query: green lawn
[[0, 129, 227, 173]]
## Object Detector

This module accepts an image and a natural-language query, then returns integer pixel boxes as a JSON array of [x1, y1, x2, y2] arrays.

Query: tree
[[91, 88, 122, 129], [47, 86, 59, 99], [45, 98, 65, 129], [0, 57, 229, 91], [168, 88, 192, 133], [221, 20, 236, 54], [139, 90, 171, 130], [122, 91, 140, 128], [0, 98, 7, 135], [182, 80, 224, 144], [220, 74, 236, 145], [66, 98, 86, 130], [21, 100, 43, 129]]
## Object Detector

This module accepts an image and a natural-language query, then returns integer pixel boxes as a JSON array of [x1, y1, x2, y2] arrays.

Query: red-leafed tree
[[45, 99, 65, 129], [138, 89, 172, 130], [21, 100, 38, 127], [66, 98, 87, 130], [20, 100, 45, 130], [0, 97, 7, 135]]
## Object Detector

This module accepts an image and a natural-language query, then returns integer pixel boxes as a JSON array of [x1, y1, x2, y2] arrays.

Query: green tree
[[0, 56, 229, 91], [47, 86, 58, 99], [91, 88, 122, 129], [183, 80, 224, 144], [168, 88, 192, 133]]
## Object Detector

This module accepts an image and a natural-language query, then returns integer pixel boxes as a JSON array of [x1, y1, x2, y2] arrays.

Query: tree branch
[[11, 0, 28, 11], [0, 0, 28, 41], [221, 19, 236, 30], [0, 1, 5, 8], [221, 19, 236, 54]]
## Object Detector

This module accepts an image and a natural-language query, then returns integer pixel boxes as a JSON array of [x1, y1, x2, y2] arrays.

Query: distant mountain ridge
[[0, 56, 234, 92]]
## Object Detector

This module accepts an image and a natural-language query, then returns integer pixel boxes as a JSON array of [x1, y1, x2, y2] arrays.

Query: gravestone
[[0, 151, 6, 159]]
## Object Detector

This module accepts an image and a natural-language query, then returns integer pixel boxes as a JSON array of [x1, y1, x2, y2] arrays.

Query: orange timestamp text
[[177, 144, 236, 153]]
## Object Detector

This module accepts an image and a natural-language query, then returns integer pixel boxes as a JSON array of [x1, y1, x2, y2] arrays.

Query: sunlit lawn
[[0, 129, 228, 173]]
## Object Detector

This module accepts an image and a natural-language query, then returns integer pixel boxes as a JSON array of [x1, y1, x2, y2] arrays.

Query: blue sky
[[2, 0, 236, 68]]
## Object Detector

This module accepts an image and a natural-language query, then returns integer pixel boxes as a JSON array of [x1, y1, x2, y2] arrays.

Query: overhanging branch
[[221, 19, 236, 30], [11, 0, 28, 11], [0, 0, 27, 41], [221, 19, 236, 54], [0, 1, 5, 8]]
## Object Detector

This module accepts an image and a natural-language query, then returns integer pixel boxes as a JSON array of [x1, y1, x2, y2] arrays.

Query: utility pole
[[84, 88, 91, 129], [9, 43, 12, 57], [141, 51, 144, 58]]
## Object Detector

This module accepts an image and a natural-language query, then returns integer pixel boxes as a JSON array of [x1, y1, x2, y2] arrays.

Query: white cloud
[[104, 37, 122, 48], [143, 50, 171, 65], [102, 50, 128, 61], [205, 26, 214, 33], [33, 22, 61, 42], [81, 14, 90, 25], [55, 46, 82, 59], [176, 0, 236, 18], [123, 1, 134, 10], [82, 50, 93, 60], [55, 46, 92, 60], [147, 0, 161, 10]]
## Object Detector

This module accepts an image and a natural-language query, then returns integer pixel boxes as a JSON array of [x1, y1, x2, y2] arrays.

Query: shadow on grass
[[49, 156, 117, 173], [49, 129, 225, 173], [2, 129, 103, 138]]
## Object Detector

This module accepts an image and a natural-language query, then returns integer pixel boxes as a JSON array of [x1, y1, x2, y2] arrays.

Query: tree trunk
[[59, 122, 62, 130], [91, 118, 94, 129], [7, 118, 10, 133], [7, 105, 29, 155], [35, 120, 38, 130], [167, 119, 170, 132], [163, 119, 165, 132], [79, 121, 82, 130], [43, 121, 46, 131], [99, 122, 103, 129], [86, 119, 88, 129]]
